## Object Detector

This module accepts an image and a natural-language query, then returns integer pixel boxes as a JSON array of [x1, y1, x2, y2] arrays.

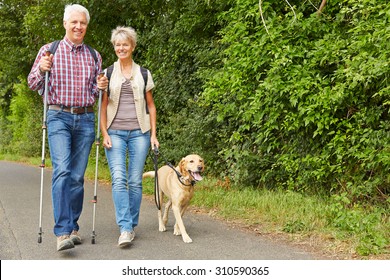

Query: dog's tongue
[[191, 172, 203, 181]]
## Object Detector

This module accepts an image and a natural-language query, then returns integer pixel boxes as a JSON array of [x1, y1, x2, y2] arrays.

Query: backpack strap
[[86, 44, 98, 64], [105, 64, 114, 95], [140, 67, 149, 114], [38, 41, 61, 96], [106, 64, 114, 80], [48, 40, 61, 55], [48, 40, 98, 64]]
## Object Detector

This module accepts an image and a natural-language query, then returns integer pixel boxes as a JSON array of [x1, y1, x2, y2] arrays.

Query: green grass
[[144, 176, 389, 259], [1, 153, 389, 259]]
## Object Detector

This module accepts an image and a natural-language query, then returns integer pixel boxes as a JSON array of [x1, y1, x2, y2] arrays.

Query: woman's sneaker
[[118, 231, 135, 247], [57, 235, 74, 251]]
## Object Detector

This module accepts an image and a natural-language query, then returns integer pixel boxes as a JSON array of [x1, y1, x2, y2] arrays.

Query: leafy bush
[[200, 0, 390, 204], [5, 79, 43, 156]]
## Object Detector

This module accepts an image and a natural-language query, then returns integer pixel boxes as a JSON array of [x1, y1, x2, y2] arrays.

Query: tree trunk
[[317, 0, 327, 16]]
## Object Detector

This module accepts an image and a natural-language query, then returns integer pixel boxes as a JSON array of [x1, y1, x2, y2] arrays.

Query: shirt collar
[[63, 36, 84, 52]]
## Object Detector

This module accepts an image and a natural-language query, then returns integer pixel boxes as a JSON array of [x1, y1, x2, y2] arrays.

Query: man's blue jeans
[[47, 109, 95, 236], [105, 129, 150, 233]]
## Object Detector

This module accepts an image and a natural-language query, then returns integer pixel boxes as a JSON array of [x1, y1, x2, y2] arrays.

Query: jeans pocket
[[85, 112, 95, 122], [108, 129, 119, 136], [47, 109, 62, 124]]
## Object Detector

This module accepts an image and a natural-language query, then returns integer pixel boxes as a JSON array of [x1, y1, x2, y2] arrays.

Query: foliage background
[[0, 0, 389, 255]]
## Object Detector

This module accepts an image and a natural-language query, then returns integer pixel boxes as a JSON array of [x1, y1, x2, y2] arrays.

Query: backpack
[[48, 40, 98, 64], [106, 64, 149, 114]]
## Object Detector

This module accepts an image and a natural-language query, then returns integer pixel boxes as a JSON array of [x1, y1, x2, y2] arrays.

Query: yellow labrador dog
[[143, 154, 204, 243]]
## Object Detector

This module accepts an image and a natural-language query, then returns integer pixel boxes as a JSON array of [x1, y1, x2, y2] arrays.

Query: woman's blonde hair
[[111, 26, 137, 48]]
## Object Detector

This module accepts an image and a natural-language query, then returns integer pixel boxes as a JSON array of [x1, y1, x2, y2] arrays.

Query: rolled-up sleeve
[[27, 45, 48, 93], [146, 70, 155, 92], [91, 51, 103, 97]]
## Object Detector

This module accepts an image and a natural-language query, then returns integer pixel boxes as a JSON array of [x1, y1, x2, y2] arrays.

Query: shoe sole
[[118, 233, 135, 248], [118, 240, 132, 248], [70, 236, 82, 245], [57, 241, 75, 251]]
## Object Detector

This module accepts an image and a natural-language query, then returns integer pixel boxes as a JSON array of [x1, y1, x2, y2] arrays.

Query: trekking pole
[[38, 51, 51, 244], [91, 72, 105, 244]]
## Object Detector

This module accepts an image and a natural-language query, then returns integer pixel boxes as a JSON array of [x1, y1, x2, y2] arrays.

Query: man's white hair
[[63, 4, 90, 24]]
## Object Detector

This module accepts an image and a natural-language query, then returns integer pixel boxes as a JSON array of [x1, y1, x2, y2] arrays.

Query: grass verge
[[143, 177, 389, 260]]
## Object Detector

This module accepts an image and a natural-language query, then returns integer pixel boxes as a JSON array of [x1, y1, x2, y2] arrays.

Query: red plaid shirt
[[28, 37, 102, 107]]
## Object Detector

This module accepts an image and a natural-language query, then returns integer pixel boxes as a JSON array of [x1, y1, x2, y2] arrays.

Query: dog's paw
[[182, 235, 193, 243], [159, 225, 166, 232], [173, 224, 181, 236]]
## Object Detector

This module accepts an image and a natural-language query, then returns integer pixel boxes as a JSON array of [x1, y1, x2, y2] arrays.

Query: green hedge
[[200, 0, 390, 203]]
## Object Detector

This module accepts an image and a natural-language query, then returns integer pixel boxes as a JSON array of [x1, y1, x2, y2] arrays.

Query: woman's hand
[[103, 135, 112, 149], [151, 136, 159, 150]]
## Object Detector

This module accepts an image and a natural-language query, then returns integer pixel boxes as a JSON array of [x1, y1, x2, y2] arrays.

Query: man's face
[[63, 11, 88, 45]]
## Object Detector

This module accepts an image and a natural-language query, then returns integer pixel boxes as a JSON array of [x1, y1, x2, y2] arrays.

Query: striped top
[[110, 80, 140, 130], [27, 37, 102, 107]]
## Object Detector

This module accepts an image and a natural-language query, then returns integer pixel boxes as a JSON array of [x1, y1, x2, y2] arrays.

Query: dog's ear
[[199, 157, 205, 172], [179, 158, 188, 176]]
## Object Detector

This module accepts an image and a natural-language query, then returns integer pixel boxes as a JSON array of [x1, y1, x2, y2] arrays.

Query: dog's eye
[[190, 160, 194, 163]]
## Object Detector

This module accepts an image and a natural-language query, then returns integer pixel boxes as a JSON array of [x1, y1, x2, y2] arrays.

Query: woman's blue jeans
[[47, 109, 95, 236], [105, 129, 150, 233]]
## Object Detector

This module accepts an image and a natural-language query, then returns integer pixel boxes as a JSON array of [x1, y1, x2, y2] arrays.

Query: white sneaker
[[70, 230, 82, 245], [57, 235, 74, 251], [118, 231, 135, 247]]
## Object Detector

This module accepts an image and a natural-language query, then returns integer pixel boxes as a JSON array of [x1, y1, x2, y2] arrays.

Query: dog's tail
[[142, 171, 155, 179]]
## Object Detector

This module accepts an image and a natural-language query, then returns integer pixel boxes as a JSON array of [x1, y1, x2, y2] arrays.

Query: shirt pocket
[[84, 58, 95, 86]]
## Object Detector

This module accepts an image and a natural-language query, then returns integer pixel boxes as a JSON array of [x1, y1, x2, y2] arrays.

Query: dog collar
[[179, 176, 196, 187], [165, 162, 195, 187]]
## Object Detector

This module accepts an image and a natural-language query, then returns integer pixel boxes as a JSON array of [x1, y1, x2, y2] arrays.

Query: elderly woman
[[97, 26, 159, 247]]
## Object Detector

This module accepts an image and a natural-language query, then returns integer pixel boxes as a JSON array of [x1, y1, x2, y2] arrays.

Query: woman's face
[[114, 38, 134, 61]]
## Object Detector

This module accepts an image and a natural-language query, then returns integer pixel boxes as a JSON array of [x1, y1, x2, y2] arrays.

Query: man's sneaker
[[70, 230, 82, 245], [118, 231, 135, 247], [57, 235, 74, 251]]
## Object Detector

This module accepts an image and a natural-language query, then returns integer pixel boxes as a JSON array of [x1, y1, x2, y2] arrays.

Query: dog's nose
[[197, 166, 203, 171]]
